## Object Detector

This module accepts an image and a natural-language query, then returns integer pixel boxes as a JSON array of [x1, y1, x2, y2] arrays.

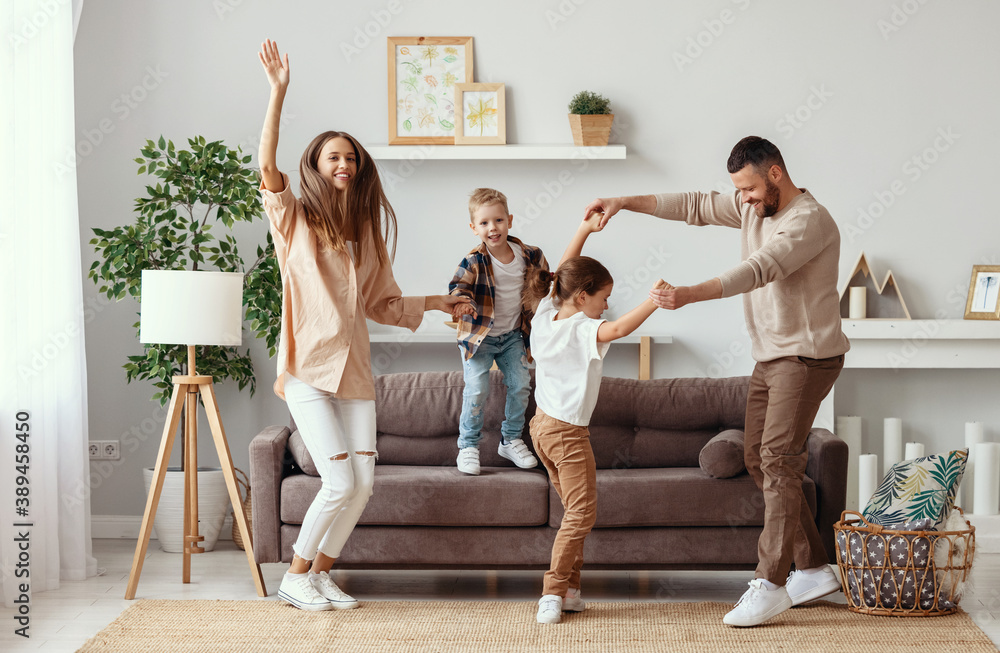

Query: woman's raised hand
[[258, 39, 289, 90]]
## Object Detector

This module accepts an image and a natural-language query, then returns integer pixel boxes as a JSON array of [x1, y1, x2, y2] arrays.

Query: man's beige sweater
[[653, 189, 850, 363]]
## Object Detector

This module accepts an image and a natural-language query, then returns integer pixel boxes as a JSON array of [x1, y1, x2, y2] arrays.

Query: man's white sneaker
[[722, 579, 792, 627], [786, 565, 842, 606], [563, 587, 586, 612], [457, 447, 481, 475], [278, 573, 333, 611], [498, 439, 538, 469], [537, 594, 563, 623], [310, 571, 359, 609]]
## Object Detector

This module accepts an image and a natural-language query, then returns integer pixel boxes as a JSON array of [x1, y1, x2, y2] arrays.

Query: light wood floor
[[3, 539, 999, 651]]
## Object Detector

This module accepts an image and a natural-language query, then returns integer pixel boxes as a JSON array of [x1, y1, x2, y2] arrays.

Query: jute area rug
[[77, 599, 997, 653]]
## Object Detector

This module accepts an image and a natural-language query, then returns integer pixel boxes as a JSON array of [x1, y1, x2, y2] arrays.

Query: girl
[[524, 213, 666, 624], [257, 39, 468, 611]]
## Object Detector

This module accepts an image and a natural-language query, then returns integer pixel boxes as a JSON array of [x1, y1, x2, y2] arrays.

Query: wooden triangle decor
[[839, 251, 912, 320]]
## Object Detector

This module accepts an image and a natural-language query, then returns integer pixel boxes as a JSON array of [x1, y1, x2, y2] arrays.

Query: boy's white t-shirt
[[488, 242, 526, 335], [530, 295, 611, 427]]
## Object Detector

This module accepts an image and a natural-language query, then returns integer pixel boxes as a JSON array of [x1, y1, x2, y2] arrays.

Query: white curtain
[[0, 0, 96, 607]]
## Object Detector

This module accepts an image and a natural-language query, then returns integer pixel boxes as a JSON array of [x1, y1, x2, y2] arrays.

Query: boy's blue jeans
[[458, 329, 531, 450]]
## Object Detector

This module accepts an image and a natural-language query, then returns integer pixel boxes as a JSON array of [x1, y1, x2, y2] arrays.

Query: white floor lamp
[[125, 270, 266, 599]]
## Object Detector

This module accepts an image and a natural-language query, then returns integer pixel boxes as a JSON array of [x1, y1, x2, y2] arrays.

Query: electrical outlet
[[103, 441, 120, 460], [89, 440, 120, 460]]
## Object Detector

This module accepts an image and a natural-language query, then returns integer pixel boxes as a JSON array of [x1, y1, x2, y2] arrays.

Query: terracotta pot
[[568, 114, 615, 146]]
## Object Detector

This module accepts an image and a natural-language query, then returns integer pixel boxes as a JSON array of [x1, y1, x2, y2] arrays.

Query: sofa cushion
[[699, 429, 746, 478], [548, 467, 817, 528], [281, 466, 550, 527], [288, 431, 318, 476]]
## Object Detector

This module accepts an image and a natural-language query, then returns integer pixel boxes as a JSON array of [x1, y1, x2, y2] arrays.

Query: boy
[[448, 188, 548, 475]]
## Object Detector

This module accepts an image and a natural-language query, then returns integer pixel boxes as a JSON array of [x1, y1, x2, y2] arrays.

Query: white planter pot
[[142, 467, 230, 553]]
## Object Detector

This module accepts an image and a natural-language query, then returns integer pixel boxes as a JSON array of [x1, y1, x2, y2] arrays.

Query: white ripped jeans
[[284, 373, 377, 561]]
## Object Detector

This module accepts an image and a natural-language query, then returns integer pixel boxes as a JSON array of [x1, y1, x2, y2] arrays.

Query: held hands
[[258, 39, 289, 91], [580, 211, 605, 234], [451, 301, 478, 322], [649, 281, 691, 310], [583, 197, 625, 229], [426, 294, 473, 315]]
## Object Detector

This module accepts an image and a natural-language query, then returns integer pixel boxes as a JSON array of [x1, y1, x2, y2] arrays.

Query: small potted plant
[[568, 90, 614, 146]]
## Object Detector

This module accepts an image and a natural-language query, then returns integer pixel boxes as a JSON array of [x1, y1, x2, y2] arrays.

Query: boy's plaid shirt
[[448, 235, 548, 361]]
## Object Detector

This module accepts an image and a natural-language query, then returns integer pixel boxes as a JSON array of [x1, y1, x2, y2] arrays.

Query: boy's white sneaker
[[278, 573, 333, 611], [536, 594, 563, 624], [786, 565, 842, 606], [309, 571, 359, 609], [457, 447, 481, 475], [563, 587, 586, 612], [498, 438, 538, 469], [722, 579, 792, 627]]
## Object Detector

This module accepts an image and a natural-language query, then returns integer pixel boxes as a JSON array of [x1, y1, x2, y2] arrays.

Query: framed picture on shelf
[[387, 36, 473, 145], [964, 265, 1000, 320], [454, 83, 505, 145]]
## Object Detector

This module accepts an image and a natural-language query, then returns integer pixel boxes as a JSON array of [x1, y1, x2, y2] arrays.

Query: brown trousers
[[531, 409, 598, 597], [744, 354, 844, 585]]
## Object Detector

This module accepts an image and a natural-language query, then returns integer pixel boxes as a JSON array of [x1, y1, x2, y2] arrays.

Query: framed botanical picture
[[387, 36, 473, 145], [964, 265, 1000, 320], [454, 83, 506, 145]]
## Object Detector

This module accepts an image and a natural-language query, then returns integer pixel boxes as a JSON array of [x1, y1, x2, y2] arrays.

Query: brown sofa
[[250, 371, 847, 569]]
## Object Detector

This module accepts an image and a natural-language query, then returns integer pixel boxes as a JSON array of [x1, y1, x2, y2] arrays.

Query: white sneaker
[[537, 594, 563, 624], [563, 587, 586, 612], [457, 447, 480, 475], [278, 573, 333, 611], [498, 438, 538, 469], [310, 571, 359, 610], [722, 579, 792, 627], [786, 565, 841, 606]]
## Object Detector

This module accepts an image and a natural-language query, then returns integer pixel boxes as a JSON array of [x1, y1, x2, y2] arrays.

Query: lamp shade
[[140, 270, 243, 346]]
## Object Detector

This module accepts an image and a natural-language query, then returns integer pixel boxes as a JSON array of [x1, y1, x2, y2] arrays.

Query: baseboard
[[92, 514, 235, 540]]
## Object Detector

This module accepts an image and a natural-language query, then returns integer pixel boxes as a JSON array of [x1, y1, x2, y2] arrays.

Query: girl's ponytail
[[523, 266, 556, 312]]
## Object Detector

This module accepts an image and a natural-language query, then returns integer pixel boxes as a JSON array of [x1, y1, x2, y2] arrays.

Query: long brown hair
[[524, 256, 613, 312], [298, 131, 396, 266]]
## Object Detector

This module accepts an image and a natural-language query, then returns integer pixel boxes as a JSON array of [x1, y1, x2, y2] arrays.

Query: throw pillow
[[698, 429, 746, 479], [862, 448, 967, 529], [288, 431, 319, 476]]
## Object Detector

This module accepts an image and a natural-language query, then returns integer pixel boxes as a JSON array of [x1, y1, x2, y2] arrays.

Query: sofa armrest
[[805, 427, 848, 564], [250, 424, 292, 564]]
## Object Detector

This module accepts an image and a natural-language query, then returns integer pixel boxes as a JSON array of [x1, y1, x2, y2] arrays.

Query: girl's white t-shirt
[[530, 295, 611, 427], [489, 243, 526, 335]]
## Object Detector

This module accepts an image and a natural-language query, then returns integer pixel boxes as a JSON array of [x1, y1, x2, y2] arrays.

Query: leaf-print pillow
[[861, 449, 967, 529]]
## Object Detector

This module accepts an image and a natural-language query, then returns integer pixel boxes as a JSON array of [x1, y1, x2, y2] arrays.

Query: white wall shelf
[[841, 319, 1000, 369], [366, 143, 626, 160]]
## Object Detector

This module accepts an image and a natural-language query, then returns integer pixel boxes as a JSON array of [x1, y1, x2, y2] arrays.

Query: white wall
[[75, 0, 1000, 518]]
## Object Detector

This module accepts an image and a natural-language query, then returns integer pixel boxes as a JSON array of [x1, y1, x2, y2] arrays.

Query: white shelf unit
[[366, 143, 626, 160], [841, 319, 1000, 369]]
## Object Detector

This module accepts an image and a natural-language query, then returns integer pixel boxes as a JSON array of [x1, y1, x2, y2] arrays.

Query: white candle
[[961, 422, 985, 512], [884, 418, 903, 475], [904, 442, 925, 460], [849, 287, 867, 319], [973, 442, 1000, 516], [837, 416, 863, 511], [859, 454, 879, 509]]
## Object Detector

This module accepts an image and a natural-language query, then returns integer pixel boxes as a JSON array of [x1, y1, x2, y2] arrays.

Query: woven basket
[[833, 509, 975, 616], [232, 468, 252, 551]]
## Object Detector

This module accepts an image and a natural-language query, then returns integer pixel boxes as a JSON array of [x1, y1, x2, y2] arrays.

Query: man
[[585, 136, 849, 627]]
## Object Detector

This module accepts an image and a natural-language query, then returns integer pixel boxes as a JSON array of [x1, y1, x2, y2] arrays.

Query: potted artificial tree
[[89, 136, 281, 552], [568, 90, 615, 146]]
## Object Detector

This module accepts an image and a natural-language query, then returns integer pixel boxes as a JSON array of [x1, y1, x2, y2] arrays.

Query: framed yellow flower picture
[[454, 83, 506, 145], [387, 37, 473, 145]]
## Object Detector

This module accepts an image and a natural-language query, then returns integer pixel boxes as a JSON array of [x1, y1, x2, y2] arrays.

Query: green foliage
[[89, 136, 282, 405], [568, 90, 612, 115]]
